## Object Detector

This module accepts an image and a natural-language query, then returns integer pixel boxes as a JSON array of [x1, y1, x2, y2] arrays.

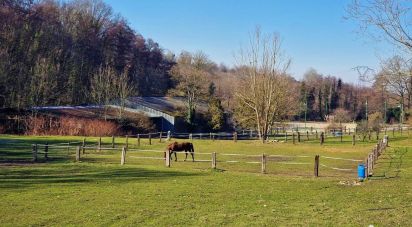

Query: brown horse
[[166, 142, 195, 162]]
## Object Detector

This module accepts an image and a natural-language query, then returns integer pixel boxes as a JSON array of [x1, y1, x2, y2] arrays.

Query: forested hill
[[0, 0, 174, 108]]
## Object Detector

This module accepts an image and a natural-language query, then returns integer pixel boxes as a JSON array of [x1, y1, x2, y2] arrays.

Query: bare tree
[[115, 69, 134, 119], [379, 56, 411, 123], [234, 27, 293, 143], [347, 0, 412, 52], [90, 65, 117, 120], [168, 51, 210, 127]]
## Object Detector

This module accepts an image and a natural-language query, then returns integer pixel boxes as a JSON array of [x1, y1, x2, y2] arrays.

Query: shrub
[[24, 115, 119, 136]]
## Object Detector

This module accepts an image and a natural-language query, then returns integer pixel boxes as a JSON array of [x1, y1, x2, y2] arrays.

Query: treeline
[[0, 0, 174, 108], [1, 0, 409, 134], [296, 69, 374, 122]]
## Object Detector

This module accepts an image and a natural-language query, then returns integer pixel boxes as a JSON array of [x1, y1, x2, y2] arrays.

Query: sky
[[104, 0, 397, 83]]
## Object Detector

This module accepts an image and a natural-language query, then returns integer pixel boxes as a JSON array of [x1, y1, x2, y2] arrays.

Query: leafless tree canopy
[[347, 0, 412, 52], [235, 28, 293, 142]]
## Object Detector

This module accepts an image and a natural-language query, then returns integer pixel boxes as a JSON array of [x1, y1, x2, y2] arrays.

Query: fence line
[[3, 133, 396, 178], [321, 156, 363, 162], [320, 164, 353, 171]]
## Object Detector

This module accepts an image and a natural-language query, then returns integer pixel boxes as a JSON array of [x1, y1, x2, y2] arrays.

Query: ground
[[0, 132, 411, 226]]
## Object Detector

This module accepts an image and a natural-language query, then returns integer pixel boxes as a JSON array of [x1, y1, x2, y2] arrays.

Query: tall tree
[[168, 51, 210, 128], [234, 27, 292, 143]]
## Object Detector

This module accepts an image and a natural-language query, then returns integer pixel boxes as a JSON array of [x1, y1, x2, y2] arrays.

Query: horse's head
[[166, 142, 178, 150]]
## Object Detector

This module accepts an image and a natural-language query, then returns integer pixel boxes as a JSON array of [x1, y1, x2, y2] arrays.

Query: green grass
[[0, 132, 411, 226]]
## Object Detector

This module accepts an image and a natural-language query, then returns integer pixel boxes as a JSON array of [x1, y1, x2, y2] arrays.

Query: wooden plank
[[76, 146, 80, 162], [261, 154, 267, 174], [121, 147, 126, 165], [314, 155, 319, 177], [165, 150, 170, 167], [212, 152, 217, 169]]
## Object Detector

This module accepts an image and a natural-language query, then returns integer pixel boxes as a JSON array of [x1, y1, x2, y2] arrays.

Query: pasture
[[0, 133, 411, 226]]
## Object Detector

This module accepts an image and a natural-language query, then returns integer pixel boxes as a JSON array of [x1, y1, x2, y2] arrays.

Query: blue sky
[[104, 0, 397, 83]]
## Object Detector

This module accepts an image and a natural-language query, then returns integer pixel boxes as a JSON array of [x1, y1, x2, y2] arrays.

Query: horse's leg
[[174, 151, 177, 161], [191, 149, 194, 162], [184, 150, 188, 161]]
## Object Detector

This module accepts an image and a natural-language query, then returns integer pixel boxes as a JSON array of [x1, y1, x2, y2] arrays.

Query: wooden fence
[[28, 140, 371, 178], [364, 135, 389, 177]]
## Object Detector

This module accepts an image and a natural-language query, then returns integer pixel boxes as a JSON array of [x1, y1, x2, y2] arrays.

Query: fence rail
[[22, 141, 370, 178], [1, 129, 401, 179]]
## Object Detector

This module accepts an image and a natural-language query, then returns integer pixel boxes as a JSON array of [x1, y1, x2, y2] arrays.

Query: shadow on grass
[[0, 164, 204, 189]]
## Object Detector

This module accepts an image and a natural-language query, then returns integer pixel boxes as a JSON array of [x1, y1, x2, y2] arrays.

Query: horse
[[166, 142, 195, 162]]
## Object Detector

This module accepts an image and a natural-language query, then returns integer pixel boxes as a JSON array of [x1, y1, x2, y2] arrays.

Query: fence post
[[285, 132, 288, 143], [212, 133, 215, 141], [297, 132, 301, 142], [76, 146, 80, 162], [44, 142, 48, 160], [189, 133, 193, 140], [392, 128, 395, 137], [340, 131, 343, 143], [314, 155, 319, 177], [159, 132, 162, 143], [165, 150, 170, 167], [167, 131, 171, 141], [32, 144, 38, 162], [261, 154, 267, 174], [320, 132, 324, 145], [149, 133, 152, 145], [233, 132, 237, 143], [112, 136, 115, 148], [98, 137, 101, 151], [352, 134, 355, 146], [137, 134, 140, 147], [292, 133, 296, 144], [315, 130, 318, 140], [82, 138, 86, 154], [306, 131, 309, 141], [384, 135, 388, 147], [212, 152, 217, 169], [67, 142, 70, 154], [121, 147, 126, 165]]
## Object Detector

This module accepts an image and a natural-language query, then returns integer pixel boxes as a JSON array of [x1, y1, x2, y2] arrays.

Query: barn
[[28, 97, 207, 133], [113, 96, 208, 132]]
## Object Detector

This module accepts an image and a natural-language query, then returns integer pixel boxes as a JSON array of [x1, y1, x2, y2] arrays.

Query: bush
[[24, 116, 119, 136]]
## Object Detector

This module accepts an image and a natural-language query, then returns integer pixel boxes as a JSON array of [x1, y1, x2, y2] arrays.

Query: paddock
[[0, 132, 411, 226]]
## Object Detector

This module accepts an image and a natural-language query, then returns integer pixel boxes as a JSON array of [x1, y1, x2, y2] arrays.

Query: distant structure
[[34, 97, 207, 132], [115, 97, 207, 132]]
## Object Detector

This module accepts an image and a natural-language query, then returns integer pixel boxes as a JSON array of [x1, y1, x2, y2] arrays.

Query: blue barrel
[[358, 164, 365, 180]]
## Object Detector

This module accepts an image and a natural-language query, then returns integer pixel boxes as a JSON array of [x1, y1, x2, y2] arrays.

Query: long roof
[[126, 97, 207, 116]]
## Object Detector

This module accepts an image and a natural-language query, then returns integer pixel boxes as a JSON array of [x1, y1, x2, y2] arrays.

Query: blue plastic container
[[358, 164, 365, 180]]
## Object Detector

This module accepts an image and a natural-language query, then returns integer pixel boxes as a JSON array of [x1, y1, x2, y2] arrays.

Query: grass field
[[0, 132, 411, 226]]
